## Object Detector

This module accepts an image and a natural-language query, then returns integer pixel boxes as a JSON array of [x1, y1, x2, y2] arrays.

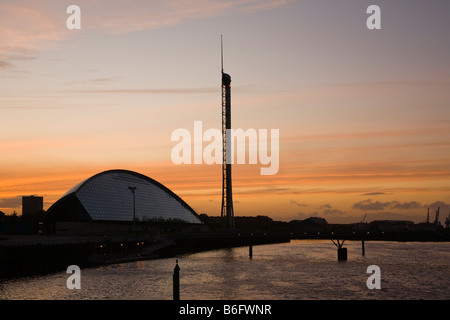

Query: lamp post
[[128, 186, 136, 235]]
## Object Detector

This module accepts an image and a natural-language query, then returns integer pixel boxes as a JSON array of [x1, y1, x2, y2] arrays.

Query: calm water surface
[[1, 240, 449, 300]]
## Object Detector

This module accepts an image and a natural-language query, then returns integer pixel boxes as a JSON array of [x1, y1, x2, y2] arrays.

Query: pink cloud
[[0, 3, 64, 48], [85, 0, 293, 34], [0, 0, 293, 67]]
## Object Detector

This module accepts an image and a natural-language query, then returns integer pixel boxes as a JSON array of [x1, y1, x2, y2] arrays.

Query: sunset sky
[[1, 0, 449, 223]]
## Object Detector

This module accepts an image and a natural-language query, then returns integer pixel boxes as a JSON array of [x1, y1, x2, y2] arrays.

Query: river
[[1, 240, 449, 300]]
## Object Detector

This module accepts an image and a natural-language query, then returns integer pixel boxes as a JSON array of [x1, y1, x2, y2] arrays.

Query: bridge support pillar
[[338, 247, 347, 260], [331, 239, 347, 261]]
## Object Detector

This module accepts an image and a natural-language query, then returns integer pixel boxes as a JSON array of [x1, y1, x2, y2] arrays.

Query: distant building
[[22, 196, 43, 217], [354, 222, 370, 232], [289, 217, 328, 233], [369, 220, 414, 232], [413, 222, 441, 233]]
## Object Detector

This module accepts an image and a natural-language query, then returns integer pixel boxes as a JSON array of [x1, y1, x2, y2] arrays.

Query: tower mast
[[220, 36, 235, 230]]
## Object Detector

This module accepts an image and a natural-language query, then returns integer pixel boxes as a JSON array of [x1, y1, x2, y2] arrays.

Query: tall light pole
[[128, 186, 136, 235]]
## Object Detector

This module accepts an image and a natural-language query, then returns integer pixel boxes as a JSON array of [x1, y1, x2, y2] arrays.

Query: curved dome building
[[44, 169, 203, 234]]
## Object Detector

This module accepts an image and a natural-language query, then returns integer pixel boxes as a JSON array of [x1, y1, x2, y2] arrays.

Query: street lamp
[[128, 186, 136, 235]]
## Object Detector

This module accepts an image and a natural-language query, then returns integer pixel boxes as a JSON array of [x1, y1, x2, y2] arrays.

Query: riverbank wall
[[0, 233, 290, 279]]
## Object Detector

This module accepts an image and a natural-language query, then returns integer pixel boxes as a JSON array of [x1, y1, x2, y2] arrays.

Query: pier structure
[[331, 238, 347, 261]]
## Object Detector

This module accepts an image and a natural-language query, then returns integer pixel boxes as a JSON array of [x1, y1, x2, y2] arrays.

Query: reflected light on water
[[1, 240, 449, 300]]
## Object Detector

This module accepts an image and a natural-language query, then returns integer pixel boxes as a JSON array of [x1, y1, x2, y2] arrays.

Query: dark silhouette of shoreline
[[1, 214, 448, 279]]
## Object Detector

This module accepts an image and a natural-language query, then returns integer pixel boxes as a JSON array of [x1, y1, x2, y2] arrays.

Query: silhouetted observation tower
[[220, 36, 235, 230]]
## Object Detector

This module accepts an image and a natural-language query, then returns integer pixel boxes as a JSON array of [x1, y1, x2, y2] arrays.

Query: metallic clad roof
[[46, 169, 203, 224]]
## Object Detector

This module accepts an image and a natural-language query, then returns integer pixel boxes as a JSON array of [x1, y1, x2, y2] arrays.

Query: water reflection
[[1, 240, 449, 300]]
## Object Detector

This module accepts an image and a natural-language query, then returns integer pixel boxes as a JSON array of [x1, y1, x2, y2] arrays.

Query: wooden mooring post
[[173, 259, 180, 300]]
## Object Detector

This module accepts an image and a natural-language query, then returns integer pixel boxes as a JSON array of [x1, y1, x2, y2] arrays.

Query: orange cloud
[[282, 127, 447, 143], [1, 157, 448, 221]]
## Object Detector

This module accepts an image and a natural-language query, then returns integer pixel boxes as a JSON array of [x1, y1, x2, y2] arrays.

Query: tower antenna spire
[[221, 34, 224, 73]]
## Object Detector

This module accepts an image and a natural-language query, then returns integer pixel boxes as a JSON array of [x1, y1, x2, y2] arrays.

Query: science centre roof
[[44, 169, 203, 224]]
